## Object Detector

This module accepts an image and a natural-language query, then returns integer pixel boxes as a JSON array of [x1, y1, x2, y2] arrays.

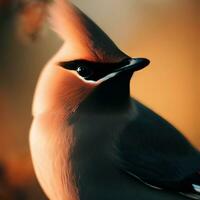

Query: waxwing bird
[[29, 0, 200, 200]]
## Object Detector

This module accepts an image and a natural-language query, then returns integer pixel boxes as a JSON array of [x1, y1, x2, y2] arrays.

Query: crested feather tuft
[[48, 0, 77, 40], [48, 0, 127, 62]]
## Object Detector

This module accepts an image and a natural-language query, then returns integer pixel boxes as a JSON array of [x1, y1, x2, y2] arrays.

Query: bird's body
[[30, 85, 200, 200], [30, 0, 200, 199]]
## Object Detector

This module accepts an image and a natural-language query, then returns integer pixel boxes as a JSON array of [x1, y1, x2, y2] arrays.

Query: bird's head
[[32, 0, 149, 116]]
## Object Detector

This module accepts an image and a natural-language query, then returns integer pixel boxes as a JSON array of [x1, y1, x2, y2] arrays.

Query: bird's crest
[[48, 0, 128, 62]]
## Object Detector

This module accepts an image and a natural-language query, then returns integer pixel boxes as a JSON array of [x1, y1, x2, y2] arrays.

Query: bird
[[29, 0, 200, 200]]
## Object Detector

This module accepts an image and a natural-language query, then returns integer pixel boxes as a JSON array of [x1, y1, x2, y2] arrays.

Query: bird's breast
[[30, 112, 79, 200], [30, 104, 134, 200]]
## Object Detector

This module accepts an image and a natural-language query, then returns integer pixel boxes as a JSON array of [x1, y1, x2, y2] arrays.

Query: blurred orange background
[[0, 0, 199, 199]]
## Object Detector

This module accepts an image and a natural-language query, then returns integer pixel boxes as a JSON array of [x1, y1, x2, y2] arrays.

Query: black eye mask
[[59, 58, 149, 81]]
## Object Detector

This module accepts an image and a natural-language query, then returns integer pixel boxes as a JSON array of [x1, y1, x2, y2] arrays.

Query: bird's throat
[[77, 71, 132, 114]]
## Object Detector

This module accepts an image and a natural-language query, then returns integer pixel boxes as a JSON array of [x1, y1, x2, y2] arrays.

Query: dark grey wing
[[119, 99, 200, 195]]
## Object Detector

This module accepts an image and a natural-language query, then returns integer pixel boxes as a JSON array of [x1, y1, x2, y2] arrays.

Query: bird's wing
[[118, 99, 200, 195]]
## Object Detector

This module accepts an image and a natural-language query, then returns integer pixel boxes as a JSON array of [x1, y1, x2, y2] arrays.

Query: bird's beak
[[98, 58, 150, 83], [113, 58, 150, 74]]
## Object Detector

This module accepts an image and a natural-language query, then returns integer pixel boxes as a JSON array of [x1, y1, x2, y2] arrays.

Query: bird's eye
[[76, 66, 92, 78]]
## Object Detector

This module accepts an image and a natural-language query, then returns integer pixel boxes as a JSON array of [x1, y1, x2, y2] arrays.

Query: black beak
[[113, 58, 150, 74]]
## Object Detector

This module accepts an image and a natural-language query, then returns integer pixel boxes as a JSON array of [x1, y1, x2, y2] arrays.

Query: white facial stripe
[[75, 71, 119, 84], [97, 72, 119, 83], [78, 75, 97, 84]]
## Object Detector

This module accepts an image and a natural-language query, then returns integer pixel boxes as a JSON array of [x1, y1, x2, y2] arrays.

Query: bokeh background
[[0, 0, 199, 199]]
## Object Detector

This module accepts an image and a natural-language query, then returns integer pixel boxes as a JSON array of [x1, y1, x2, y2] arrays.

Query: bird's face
[[54, 57, 149, 113], [56, 56, 150, 97], [59, 57, 149, 85]]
